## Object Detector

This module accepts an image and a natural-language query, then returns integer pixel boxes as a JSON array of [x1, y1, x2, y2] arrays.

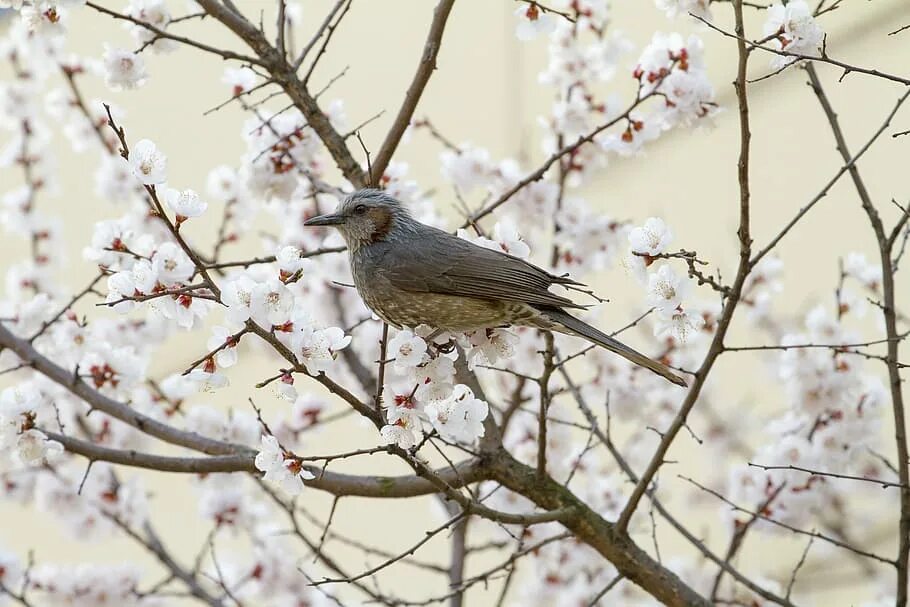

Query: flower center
[[657, 282, 676, 300]]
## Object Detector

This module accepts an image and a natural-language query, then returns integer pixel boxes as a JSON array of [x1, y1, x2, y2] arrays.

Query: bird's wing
[[378, 226, 586, 309]]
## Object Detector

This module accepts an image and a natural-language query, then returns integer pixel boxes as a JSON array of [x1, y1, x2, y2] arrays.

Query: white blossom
[[388, 328, 428, 370], [102, 46, 148, 90], [655, 0, 711, 21], [513, 3, 557, 41], [380, 423, 417, 449], [628, 217, 673, 257], [15, 429, 63, 466], [222, 66, 257, 95], [276, 245, 309, 279], [124, 0, 175, 53], [221, 275, 257, 326], [844, 252, 882, 291], [763, 1, 824, 69], [653, 308, 703, 343], [29, 563, 146, 607], [249, 279, 294, 327], [424, 384, 488, 443], [164, 187, 207, 222], [127, 138, 167, 185], [440, 145, 495, 193], [466, 328, 519, 368], [413, 355, 456, 403], [0, 550, 22, 591], [646, 264, 689, 313], [95, 155, 139, 202], [291, 322, 351, 375], [207, 325, 239, 367], [105, 269, 140, 313], [151, 241, 193, 286], [255, 434, 313, 496], [21, 2, 69, 37], [186, 368, 230, 392], [634, 33, 717, 128], [206, 164, 241, 201], [380, 400, 423, 450]]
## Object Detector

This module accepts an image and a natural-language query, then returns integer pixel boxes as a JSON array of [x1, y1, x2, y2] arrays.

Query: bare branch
[[806, 62, 910, 605], [370, 0, 457, 182]]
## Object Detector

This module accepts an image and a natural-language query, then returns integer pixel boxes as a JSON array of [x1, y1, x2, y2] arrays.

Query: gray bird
[[304, 189, 687, 387]]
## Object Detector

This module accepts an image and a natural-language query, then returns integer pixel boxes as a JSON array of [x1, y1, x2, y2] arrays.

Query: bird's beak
[[304, 213, 345, 227]]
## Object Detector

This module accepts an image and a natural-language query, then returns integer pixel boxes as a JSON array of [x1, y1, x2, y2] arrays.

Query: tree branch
[[616, 0, 755, 534], [370, 0, 456, 182], [806, 62, 910, 606]]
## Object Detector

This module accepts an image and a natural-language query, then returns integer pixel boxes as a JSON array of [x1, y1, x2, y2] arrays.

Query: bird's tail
[[541, 308, 688, 387]]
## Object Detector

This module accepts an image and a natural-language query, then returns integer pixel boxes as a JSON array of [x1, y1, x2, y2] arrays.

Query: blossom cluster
[[378, 326, 492, 449]]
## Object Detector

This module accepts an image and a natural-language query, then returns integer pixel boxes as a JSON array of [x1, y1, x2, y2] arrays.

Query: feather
[[539, 307, 688, 387], [379, 223, 588, 310]]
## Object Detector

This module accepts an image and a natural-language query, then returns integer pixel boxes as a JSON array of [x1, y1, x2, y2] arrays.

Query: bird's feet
[[431, 339, 456, 355]]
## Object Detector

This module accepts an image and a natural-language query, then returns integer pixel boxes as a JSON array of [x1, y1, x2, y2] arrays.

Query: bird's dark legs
[[424, 328, 457, 355]]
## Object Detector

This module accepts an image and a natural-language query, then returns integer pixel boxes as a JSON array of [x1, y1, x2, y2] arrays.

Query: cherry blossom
[[440, 145, 495, 193], [275, 245, 309, 280], [163, 187, 207, 224], [186, 368, 230, 392], [222, 66, 258, 95], [290, 321, 351, 375], [249, 279, 294, 327], [28, 563, 150, 607], [628, 216, 673, 257], [653, 307, 703, 343], [424, 384, 489, 443], [124, 0, 175, 53], [126, 138, 167, 185], [151, 241, 193, 286], [635, 33, 717, 128], [412, 355, 457, 403], [206, 325, 240, 367], [14, 429, 63, 466], [380, 423, 417, 449], [185, 406, 259, 446], [844, 251, 882, 291], [220, 275, 257, 326], [465, 328, 519, 368], [388, 328, 428, 370], [102, 46, 148, 90], [254, 433, 314, 496], [655, 0, 711, 21], [380, 400, 423, 449], [763, 1, 824, 69], [513, 3, 557, 42], [646, 264, 689, 313]]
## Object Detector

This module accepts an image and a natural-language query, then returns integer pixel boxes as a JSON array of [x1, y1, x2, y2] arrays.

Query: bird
[[304, 189, 687, 387]]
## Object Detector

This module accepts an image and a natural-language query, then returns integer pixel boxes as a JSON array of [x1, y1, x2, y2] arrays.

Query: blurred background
[[1, 0, 909, 604]]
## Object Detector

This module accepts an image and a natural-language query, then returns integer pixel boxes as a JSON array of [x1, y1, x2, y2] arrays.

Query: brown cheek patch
[[367, 207, 394, 242]]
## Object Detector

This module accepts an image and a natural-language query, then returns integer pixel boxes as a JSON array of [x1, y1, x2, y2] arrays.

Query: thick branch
[[46, 422, 488, 498], [488, 451, 712, 607], [0, 323, 239, 455], [193, 0, 369, 186], [370, 0, 456, 182]]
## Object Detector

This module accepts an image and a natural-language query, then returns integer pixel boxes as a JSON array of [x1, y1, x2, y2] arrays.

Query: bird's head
[[304, 189, 409, 250]]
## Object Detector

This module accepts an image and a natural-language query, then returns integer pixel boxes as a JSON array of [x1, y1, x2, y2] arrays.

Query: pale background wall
[[1, 1, 909, 605]]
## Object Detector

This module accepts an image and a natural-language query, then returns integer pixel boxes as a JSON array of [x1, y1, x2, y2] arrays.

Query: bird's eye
[[354, 204, 367, 215]]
